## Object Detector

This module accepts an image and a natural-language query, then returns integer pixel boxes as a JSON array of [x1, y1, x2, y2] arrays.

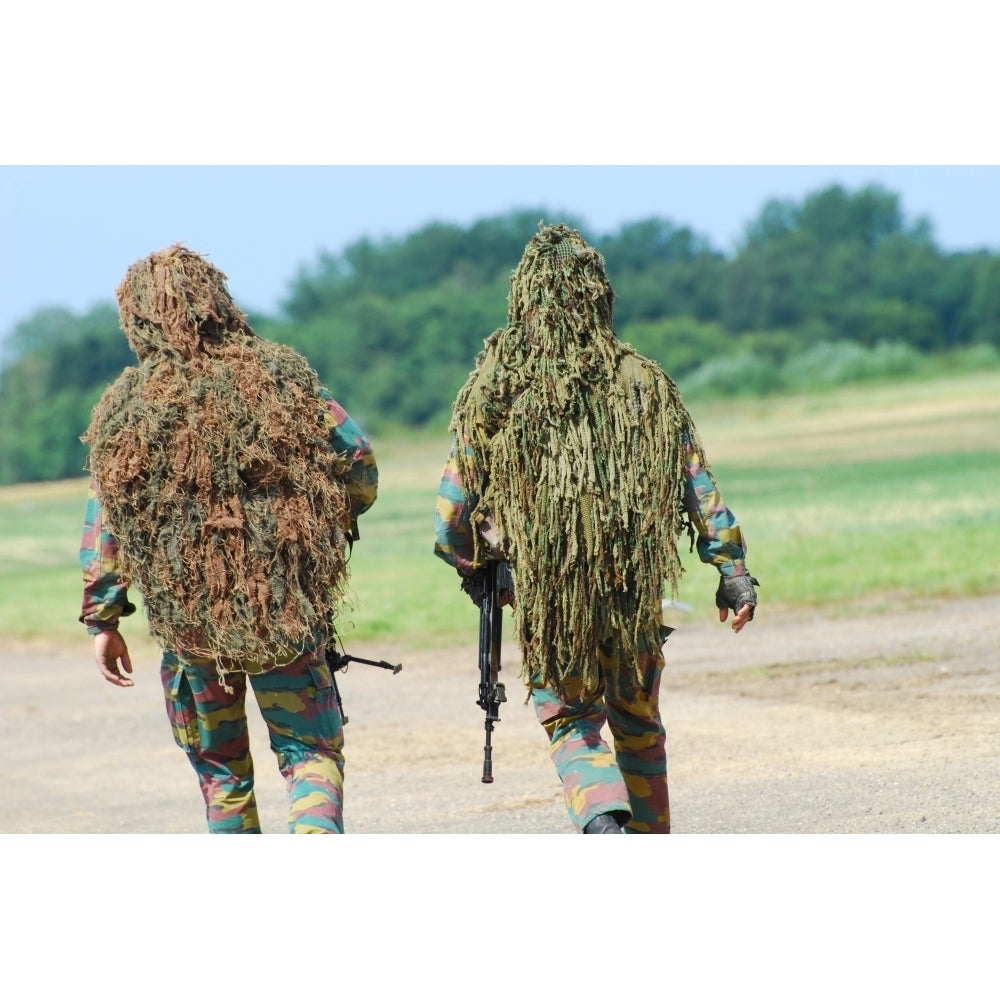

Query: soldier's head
[[507, 223, 615, 341], [116, 243, 254, 360]]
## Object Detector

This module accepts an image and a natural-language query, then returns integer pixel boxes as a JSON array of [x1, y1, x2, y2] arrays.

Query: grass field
[[3, 369, 998, 658]]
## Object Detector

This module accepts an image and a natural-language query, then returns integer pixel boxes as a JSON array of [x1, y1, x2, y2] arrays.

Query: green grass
[[0, 480, 95, 647], [3, 369, 999, 654], [677, 449, 1000, 620], [333, 430, 477, 651]]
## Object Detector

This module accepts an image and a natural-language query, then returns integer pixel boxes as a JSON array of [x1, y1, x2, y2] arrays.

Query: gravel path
[[3, 594, 998, 834]]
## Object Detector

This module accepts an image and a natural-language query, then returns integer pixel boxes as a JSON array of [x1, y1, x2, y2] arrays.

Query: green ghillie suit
[[449, 224, 703, 695], [83, 244, 353, 669]]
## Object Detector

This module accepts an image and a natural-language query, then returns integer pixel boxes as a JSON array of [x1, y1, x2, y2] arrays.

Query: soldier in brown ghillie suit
[[435, 223, 758, 833], [79, 244, 378, 833]]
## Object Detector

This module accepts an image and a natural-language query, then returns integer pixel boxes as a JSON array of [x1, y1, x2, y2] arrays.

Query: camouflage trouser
[[160, 645, 345, 834], [530, 638, 670, 834]]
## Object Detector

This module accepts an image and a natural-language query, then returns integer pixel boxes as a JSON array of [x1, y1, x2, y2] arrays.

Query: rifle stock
[[476, 560, 507, 783]]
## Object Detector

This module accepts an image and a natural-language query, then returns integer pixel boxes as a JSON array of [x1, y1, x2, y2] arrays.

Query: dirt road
[[3, 594, 998, 834]]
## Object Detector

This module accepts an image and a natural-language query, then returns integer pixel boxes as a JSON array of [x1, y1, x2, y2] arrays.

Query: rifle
[[326, 629, 402, 725], [476, 560, 508, 783]]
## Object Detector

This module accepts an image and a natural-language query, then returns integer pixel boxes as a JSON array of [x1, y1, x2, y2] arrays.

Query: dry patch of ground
[[3, 594, 997, 834]]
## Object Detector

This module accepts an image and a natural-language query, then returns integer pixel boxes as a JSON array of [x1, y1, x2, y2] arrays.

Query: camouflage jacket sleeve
[[79, 478, 136, 634], [434, 438, 478, 576], [320, 387, 379, 538], [682, 437, 750, 578]]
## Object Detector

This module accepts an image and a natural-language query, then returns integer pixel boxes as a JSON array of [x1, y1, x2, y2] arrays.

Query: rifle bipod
[[326, 634, 402, 725]]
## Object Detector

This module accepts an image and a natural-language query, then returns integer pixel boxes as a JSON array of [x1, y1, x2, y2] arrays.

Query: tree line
[[2, 184, 998, 486]]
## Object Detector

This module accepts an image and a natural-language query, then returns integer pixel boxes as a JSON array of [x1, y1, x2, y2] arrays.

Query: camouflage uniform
[[81, 390, 377, 834], [435, 403, 750, 835]]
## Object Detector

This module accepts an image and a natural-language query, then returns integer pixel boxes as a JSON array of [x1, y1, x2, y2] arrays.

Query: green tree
[[720, 229, 824, 331], [968, 257, 1000, 345], [930, 251, 989, 347], [281, 210, 562, 323], [0, 304, 127, 484], [620, 316, 729, 377], [798, 184, 905, 248], [744, 198, 798, 245]]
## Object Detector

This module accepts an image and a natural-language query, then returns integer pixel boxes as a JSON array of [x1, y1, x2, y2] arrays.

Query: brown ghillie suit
[[449, 224, 702, 694], [83, 244, 353, 670]]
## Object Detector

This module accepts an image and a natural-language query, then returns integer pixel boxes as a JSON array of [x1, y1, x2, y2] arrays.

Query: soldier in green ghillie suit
[[80, 244, 378, 834], [435, 223, 758, 834]]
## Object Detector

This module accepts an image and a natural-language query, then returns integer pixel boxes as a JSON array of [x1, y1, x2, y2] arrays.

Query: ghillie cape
[[449, 224, 702, 695], [82, 244, 353, 671]]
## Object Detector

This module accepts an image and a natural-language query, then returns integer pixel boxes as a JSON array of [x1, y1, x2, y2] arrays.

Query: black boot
[[583, 813, 624, 834]]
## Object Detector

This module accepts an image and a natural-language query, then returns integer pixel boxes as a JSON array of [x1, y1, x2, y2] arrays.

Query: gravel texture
[[3, 594, 998, 835]]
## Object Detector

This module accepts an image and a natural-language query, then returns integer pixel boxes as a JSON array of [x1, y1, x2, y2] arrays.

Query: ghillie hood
[[83, 244, 353, 670], [116, 241, 256, 361], [449, 223, 701, 693]]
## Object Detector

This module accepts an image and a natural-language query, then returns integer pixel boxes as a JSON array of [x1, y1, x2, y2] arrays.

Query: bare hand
[[94, 630, 134, 687], [719, 603, 755, 634]]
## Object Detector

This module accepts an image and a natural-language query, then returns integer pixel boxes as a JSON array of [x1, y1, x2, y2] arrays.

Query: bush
[[946, 342, 1000, 373], [679, 352, 782, 398], [781, 340, 926, 391]]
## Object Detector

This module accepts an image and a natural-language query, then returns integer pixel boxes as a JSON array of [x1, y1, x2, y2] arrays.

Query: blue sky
[[3, 165, 999, 347]]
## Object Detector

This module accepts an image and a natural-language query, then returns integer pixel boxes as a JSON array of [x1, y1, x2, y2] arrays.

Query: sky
[[3, 164, 1000, 348]]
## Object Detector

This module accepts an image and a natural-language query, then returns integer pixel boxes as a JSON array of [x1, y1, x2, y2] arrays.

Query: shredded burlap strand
[[83, 245, 353, 677], [449, 224, 700, 696]]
